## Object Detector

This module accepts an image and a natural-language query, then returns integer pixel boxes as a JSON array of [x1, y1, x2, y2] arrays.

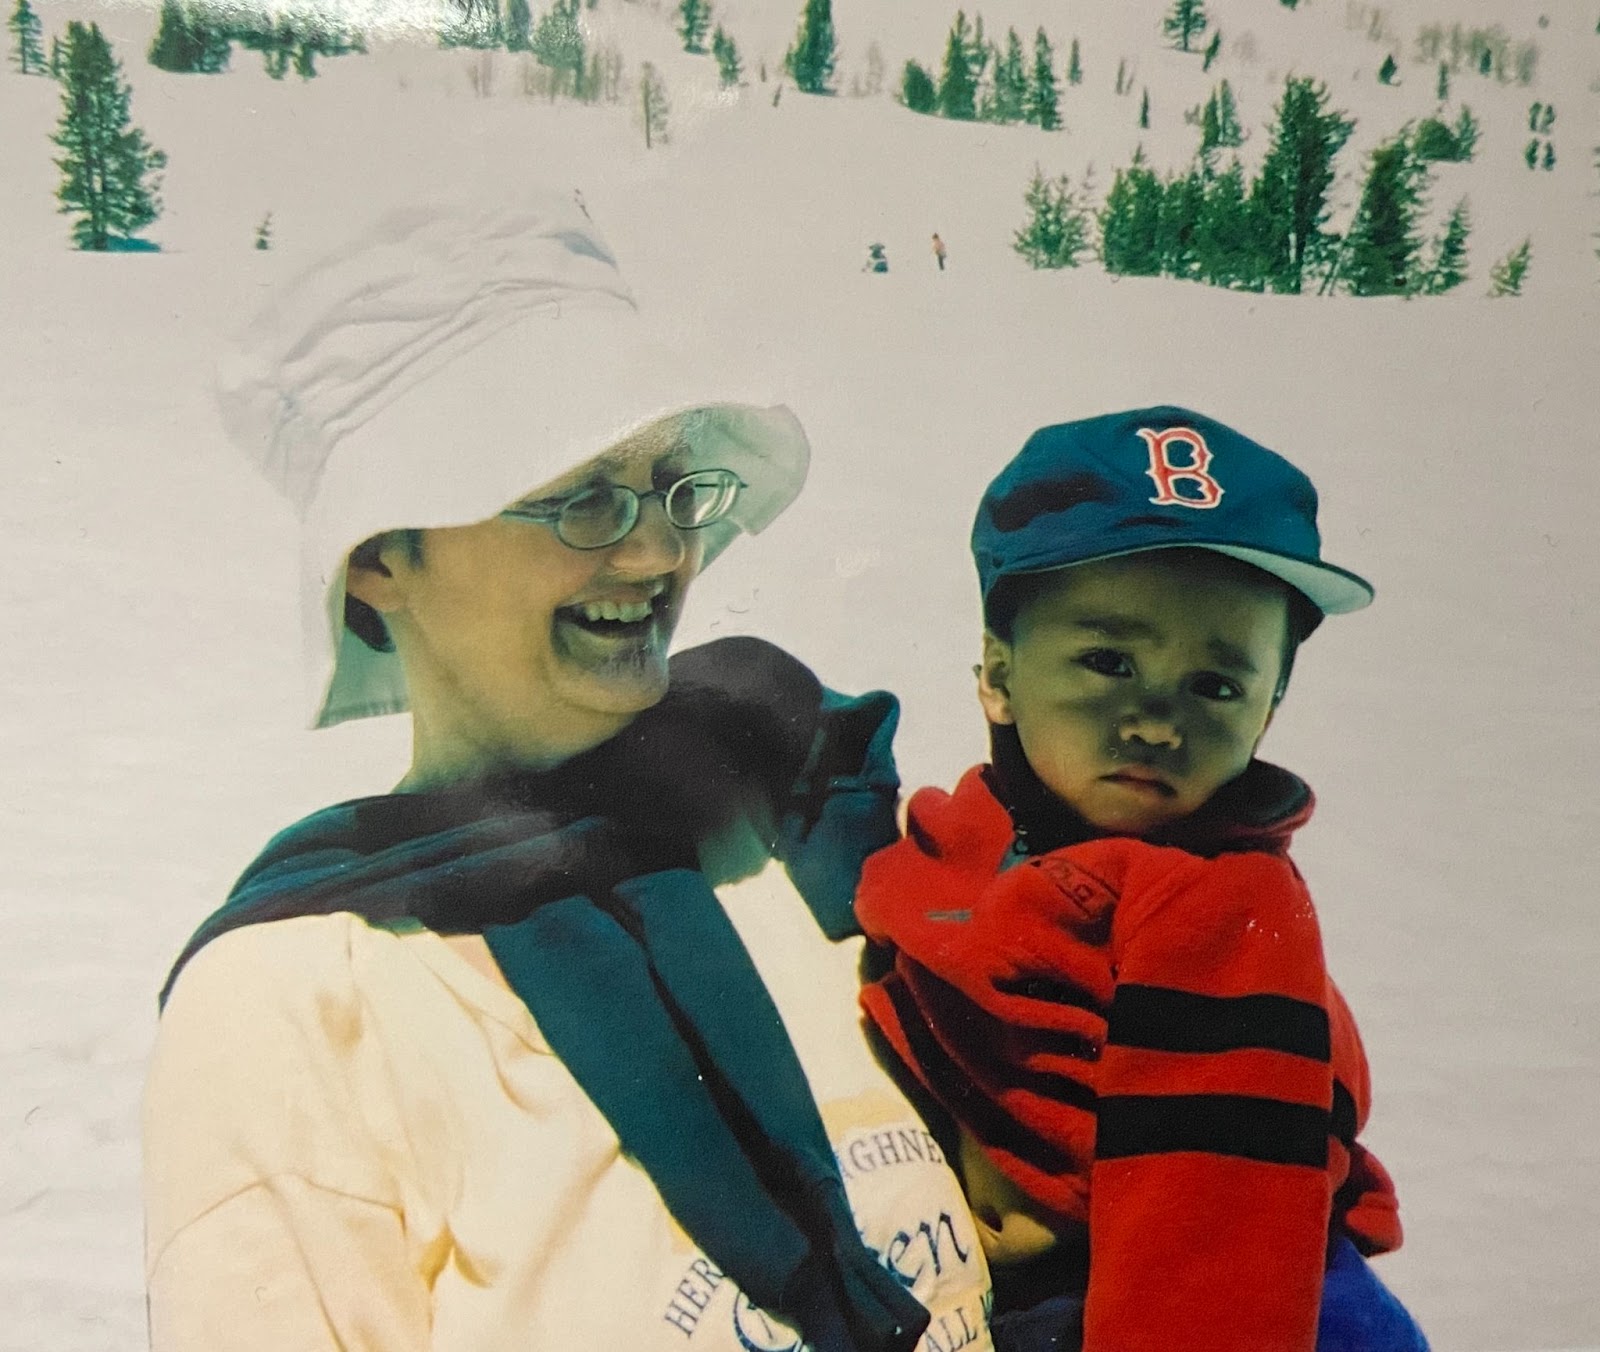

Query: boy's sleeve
[[143, 917, 433, 1352], [1084, 849, 1336, 1352]]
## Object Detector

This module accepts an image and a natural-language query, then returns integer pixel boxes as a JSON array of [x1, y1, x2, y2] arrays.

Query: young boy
[[858, 407, 1428, 1352]]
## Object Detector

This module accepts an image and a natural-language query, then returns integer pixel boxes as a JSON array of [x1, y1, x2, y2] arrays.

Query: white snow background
[[1, 0, 1597, 1348]]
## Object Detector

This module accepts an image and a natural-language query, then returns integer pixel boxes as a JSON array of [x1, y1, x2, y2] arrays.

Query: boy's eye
[[1077, 649, 1133, 678], [1191, 672, 1244, 701]]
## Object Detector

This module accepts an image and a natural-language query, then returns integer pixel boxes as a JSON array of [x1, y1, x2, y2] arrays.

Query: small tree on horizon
[[9, 0, 46, 74], [710, 24, 741, 86], [784, 0, 836, 94], [937, 11, 979, 120], [1138, 86, 1150, 128], [1014, 164, 1095, 267], [1488, 237, 1530, 295], [638, 60, 668, 146], [1202, 29, 1220, 72], [983, 27, 1027, 123], [1420, 198, 1470, 294], [1024, 27, 1060, 130], [1066, 36, 1081, 86], [1338, 132, 1430, 296], [1198, 79, 1243, 157], [52, 21, 166, 250], [676, 0, 711, 54], [147, 0, 232, 73], [1378, 53, 1398, 84], [1250, 74, 1353, 293], [254, 211, 273, 250], [898, 57, 936, 112], [1162, 0, 1208, 53]]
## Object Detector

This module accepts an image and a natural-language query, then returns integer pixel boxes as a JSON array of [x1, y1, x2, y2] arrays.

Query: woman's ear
[[976, 632, 1017, 726]]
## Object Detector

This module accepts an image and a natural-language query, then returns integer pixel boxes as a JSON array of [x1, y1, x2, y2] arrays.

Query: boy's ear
[[977, 632, 1017, 726], [344, 541, 406, 616]]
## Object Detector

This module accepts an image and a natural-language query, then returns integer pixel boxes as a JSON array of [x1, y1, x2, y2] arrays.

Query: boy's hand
[[957, 1126, 1066, 1266]]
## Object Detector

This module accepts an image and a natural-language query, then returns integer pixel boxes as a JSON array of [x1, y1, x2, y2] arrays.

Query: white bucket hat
[[216, 191, 810, 728]]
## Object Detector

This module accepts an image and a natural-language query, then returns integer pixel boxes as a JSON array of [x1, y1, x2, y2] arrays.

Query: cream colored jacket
[[143, 858, 993, 1352]]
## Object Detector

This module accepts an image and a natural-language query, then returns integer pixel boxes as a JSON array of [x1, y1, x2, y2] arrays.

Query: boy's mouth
[[1101, 770, 1177, 798]]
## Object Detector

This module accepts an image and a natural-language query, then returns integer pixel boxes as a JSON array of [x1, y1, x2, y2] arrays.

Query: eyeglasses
[[500, 468, 745, 551]]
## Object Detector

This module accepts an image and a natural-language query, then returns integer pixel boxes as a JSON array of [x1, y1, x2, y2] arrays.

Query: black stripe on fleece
[[881, 975, 1082, 1178], [1331, 1078, 1358, 1145], [1108, 984, 1331, 1061], [1096, 1094, 1330, 1167]]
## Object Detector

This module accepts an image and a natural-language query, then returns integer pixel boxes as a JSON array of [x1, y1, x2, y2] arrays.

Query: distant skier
[[932, 233, 947, 271], [862, 242, 889, 273]]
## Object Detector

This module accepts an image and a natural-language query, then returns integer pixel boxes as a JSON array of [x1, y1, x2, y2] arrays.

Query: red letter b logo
[[1137, 426, 1224, 509]]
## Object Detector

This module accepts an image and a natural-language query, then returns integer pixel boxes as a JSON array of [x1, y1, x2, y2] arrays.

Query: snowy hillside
[[2, 0, 1597, 1349]]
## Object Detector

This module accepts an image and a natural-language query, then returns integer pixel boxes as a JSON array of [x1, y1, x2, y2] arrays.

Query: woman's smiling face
[[347, 420, 707, 784], [978, 550, 1290, 835]]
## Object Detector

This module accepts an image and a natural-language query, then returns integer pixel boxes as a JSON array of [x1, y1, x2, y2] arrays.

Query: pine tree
[[710, 25, 741, 86], [638, 60, 668, 146], [984, 28, 1026, 123], [1542, 141, 1555, 171], [1013, 165, 1094, 268], [784, 0, 835, 95], [1202, 29, 1220, 72], [1377, 53, 1398, 84], [254, 211, 273, 250], [676, 0, 710, 54], [1250, 75, 1353, 293], [1198, 79, 1243, 157], [1339, 133, 1429, 295], [1066, 36, 1081, 86], [9, 0, 46, 74], [1488, 237, 1530, 296], [1451, 106, 1479, 160], [937, 11, 978, 120], [1420, 198, 1469, 294], [1100, 150, 1166, 275], [52, 22, 166, 251], [1435, 61, 1449, 102], [1138, 86, 1150, 128], [147, 0, 231, 72], [1524, 138, 1539, 169], [1194, 158, 1262, 289], [1156, 164, 1204, 278], [531, 0, 584, 96], [1539, 103, 1554, 133], [47, 31, 60, 75], [898, 58, 936, 113], [1024, 28, 1059, 129], [1162, 0, 1208, 54], [1114, 57, 1128, 96], [504, 0, 532, 51]]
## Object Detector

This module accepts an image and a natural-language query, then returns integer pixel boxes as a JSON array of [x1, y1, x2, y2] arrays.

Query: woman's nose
[[610, 495, 688, 573]]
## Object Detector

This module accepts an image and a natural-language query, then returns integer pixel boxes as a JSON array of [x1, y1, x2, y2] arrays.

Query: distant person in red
[[932, 233, 947, 270], [858, 407, 1430, 1352]]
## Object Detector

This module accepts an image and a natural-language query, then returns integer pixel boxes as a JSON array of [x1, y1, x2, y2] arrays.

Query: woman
[[142, 193, 992, 1352]]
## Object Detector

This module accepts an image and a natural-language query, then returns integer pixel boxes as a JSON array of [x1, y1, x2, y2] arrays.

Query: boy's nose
[[1118, 699, 1183, 750]]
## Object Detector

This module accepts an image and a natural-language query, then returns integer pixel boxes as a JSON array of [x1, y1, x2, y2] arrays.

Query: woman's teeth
[[578, 599, 654, 623]]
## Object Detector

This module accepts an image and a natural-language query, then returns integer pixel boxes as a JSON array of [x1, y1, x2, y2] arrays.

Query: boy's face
[[978, 550, 1288, 835]]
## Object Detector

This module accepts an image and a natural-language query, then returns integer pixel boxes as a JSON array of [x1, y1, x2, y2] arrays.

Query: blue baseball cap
[[972, 405, 1374, 624]]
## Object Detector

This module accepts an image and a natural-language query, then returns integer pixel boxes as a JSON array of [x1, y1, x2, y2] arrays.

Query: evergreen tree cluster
[[1413, 106, 1479, 162], [898, 12, 1075, 132], [1523, 101, 1556, 171], [147, 0, 363, 78], [1017, 74, 1474, 299], [9, 0, 46, 74], [1012, 165, 1094, 267], [52, 21, 166, 250], [1414, 22, 1538, 86], [785, 0, 836, 95]]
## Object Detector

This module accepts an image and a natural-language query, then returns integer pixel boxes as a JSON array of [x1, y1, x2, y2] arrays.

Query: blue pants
[[989, 1237, 1429, 1352]]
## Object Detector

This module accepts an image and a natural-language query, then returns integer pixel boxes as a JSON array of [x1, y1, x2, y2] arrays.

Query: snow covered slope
[[2, 1, 1597, 1348]]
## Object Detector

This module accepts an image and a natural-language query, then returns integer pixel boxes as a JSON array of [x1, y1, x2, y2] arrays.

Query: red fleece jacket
[[858, 763, 1401, 1352]]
